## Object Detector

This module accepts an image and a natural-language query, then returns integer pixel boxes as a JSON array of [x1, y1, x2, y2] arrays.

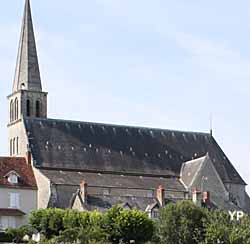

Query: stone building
[[6, 0, 250, 215]]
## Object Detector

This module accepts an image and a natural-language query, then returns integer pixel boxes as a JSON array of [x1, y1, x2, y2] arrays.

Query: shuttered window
[[9, 193, 20, 208]]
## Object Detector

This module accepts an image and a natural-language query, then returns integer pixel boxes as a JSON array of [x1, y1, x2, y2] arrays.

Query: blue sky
[[0, 0, 250, 192]]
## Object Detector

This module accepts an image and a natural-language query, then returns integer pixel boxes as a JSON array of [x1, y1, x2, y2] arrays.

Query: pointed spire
[[13, 0, 42, 92]]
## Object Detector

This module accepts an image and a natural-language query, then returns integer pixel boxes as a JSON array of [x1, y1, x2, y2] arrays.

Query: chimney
[[192, 188, 202, 207], [80, 180, 88, 203], [156, 185, 165, 207], [202, 191, 210, 205], [26, 149, 32, 165]]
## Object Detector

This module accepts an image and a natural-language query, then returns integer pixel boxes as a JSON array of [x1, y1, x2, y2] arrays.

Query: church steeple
[[8, 0, 47, 156], [13, 0, 42, 92]]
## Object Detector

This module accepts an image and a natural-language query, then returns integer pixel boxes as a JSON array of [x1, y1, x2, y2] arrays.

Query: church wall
[[190, 158, 229, 207], [225, 183, 246, 210], [87, 186, 186, 199], [33, 168, 51, 209]]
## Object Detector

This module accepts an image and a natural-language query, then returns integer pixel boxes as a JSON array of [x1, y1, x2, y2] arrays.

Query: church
[[6, 0, 250, 216]]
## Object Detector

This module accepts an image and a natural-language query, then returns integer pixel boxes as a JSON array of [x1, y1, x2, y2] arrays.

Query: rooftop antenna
[[209, 113, 213, 136]]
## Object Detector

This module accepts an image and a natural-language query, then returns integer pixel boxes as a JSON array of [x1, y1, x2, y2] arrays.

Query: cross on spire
[[13, 0, 42, 92]]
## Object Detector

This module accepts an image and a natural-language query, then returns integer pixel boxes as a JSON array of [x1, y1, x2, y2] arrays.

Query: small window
[[14, 98, 18, 120], [16, 137, 19, 155], [152, 210, 160, 219], [21, 83, 25, 90], [103, 188, 110, 195], [8, 174, 18, 184], [26, 99, 31, 117], [36, 100, 41, 117], [9, 193, 20, 208], [147, 191, 153, 198], [13, 138, 16, 155], [0, 216, 16, 230], [10, 139, 12, 156], [10, 100, 13, 122]]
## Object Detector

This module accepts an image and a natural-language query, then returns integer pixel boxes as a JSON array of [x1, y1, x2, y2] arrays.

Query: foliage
[[9, 203, 250, 244], [157, 200, 208, 244], [29, 208, 65, 238], [104, 206, 154, 244], [6, 225, 34, 243], [63, 209, 90, 229], [0, 231, 12, 243], [27, 206, 153, 244], [229, 216, 250, 244], [203, 210, 231, 244]]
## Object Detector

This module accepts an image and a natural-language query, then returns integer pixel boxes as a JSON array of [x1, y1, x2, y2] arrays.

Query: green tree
[[60, 210, 107, 244], [104, 206, 154, 244], [203, 210, 231, 244], [63, 209, 90, 229], [157, 200, 208, 244], [229, 215, 250, 244], [29, 208, 65, 238]]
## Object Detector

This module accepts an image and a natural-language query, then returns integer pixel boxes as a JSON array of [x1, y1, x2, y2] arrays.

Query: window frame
[[9, 193, 20, 209]]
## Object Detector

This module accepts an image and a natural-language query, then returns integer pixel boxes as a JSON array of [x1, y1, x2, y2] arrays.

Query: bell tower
[[8, 0, 47, 156]]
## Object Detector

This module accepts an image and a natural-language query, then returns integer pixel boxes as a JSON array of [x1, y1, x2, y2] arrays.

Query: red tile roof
[[0, 157, 37, 189], [0, 208, 25, 216]]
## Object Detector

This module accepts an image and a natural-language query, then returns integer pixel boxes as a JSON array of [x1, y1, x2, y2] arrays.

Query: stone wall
[[33, 168, 51, 209], [225, 183, 246, 210]]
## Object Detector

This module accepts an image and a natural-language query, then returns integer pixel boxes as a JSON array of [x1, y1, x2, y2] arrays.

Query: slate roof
[[180, 155, 207, 188], [0, 157, 37, 189], [41, 169, 185, 209], [53, 184, 175, 211], [24, 117, 246, 185], [40, 169, 185, 191]]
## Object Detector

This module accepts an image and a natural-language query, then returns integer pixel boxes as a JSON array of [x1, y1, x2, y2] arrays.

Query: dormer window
[[5, 171, 19, 184], [8, 174, 18, 184]]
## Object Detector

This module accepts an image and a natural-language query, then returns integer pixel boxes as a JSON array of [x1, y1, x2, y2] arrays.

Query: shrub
[[104, 206, 154, 244], [63, 209, 91, 230], [29, 208, 65, 238], [6, 225, 34, 243], [0, 231, 12, 243], [203, 210, 232, 244], [157, 200, 208, 244]]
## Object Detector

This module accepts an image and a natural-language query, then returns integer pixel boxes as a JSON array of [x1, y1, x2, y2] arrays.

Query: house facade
[[3, 0, 250, 215], [0, 157, 37, 230]]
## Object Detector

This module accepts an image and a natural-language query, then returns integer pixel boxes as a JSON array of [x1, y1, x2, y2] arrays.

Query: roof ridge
[[24, 117, 211, 136]]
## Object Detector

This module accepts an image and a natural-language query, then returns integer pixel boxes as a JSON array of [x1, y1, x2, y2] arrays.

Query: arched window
[[13, 138, 16, 155], [10, 139, 12, 156], [26, 99, 31, 117], [10, 100, 13, 122], [36, 100, 41, 117], [14, 98, 18, 120], [16, 137, 19, 155]]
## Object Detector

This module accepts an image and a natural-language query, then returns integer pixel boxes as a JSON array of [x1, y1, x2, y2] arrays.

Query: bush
[[203, 210, 231, 244], [104, 206, 154, 244], [29, 208, 65, 238], [25, 204, 250, 244], [63, 209, 90, 230], [6, 225, 34, 243], [229, 215, 250, 244], [157, 200, 208, 244], [28, 207, 154, 244], [0, 231, 12, 243]]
